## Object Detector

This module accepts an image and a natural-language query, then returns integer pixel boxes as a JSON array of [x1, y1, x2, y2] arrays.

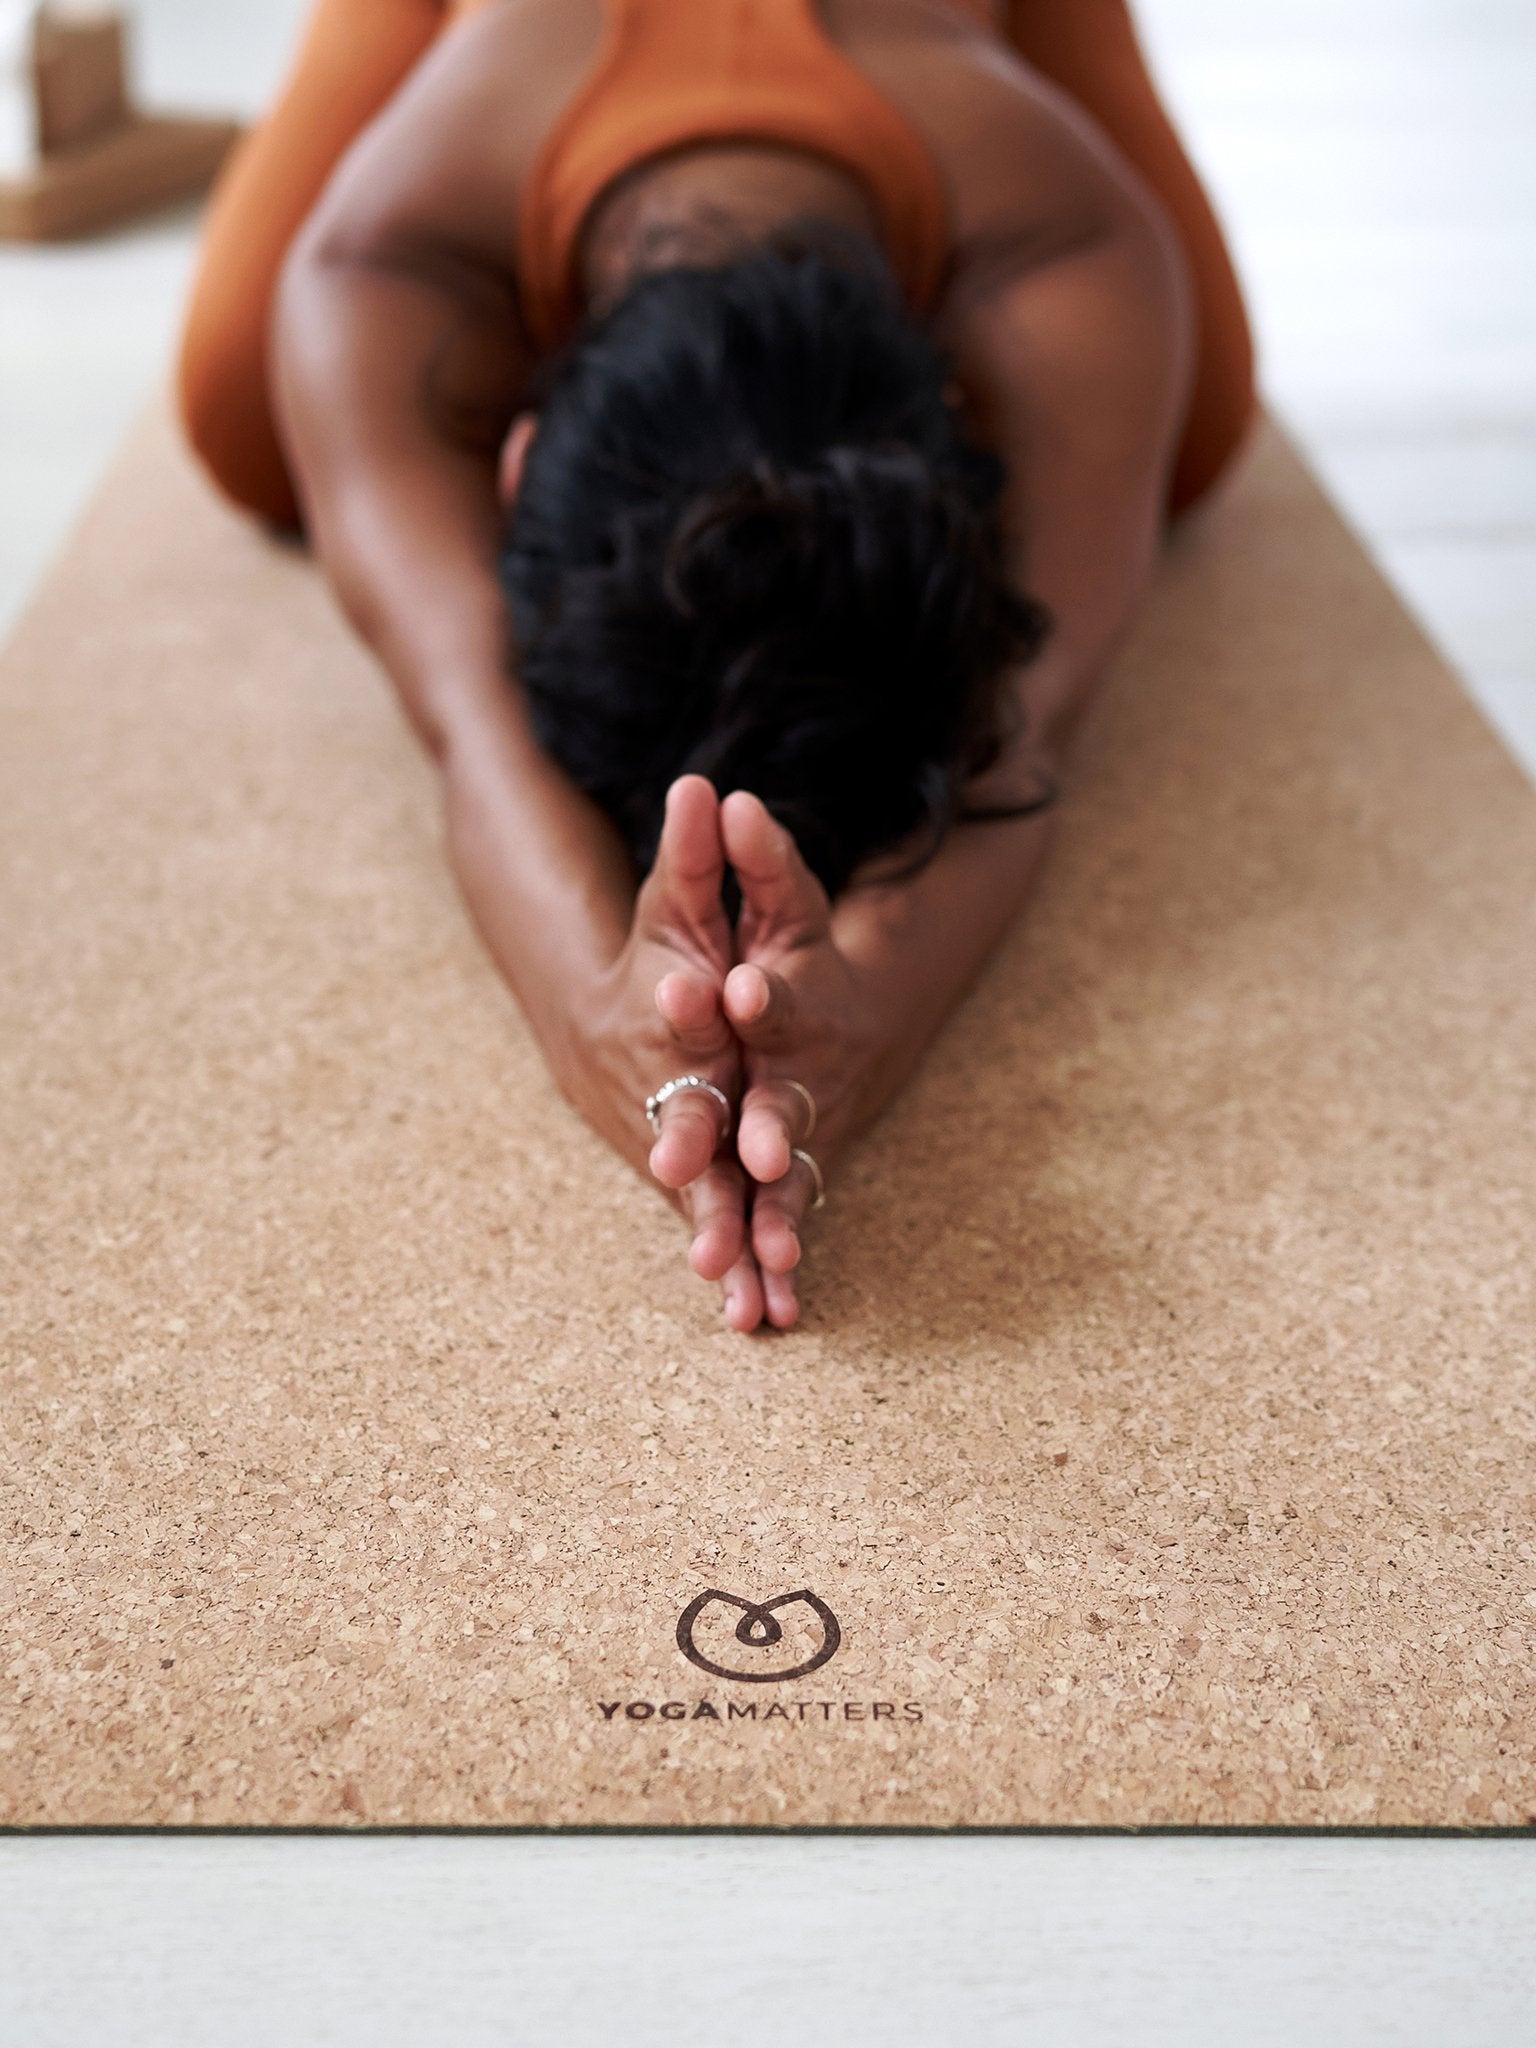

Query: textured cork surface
[[3, 406, 1534, 1829]]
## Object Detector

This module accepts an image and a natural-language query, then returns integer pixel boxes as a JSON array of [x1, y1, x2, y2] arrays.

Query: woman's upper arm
[[951, 209, 1193, 578], [286, 1, 545, 274], [269, 7, 552, 520], [939, 151, 1196, 764]]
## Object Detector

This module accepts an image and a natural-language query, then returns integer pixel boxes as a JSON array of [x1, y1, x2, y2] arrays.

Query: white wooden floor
[[3, 1834, 1535, 2047], [2, 3, 1534, 2041]]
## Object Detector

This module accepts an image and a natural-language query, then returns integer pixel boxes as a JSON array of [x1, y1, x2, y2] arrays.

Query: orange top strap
[[517, 0, 953, 352]]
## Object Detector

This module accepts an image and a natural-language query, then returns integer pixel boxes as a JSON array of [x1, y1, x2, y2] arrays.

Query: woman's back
[[180, 0, 1252, 523], [314, 0, 1128, 344]]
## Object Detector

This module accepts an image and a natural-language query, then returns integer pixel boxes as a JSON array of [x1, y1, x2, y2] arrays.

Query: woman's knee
[[177, 293, 299, 529]]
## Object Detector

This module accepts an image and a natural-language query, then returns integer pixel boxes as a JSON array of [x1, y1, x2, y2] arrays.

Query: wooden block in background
[[33, 11, 129, 153], [0, 110, 239, 240]]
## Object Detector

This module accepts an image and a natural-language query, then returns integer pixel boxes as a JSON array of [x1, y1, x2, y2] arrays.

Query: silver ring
[[790, 1146, 827, 1211], [645, 1074, 731, 1137], [783, 1079, 817, 1140]]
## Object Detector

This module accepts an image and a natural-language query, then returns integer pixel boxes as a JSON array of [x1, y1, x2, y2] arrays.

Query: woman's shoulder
[[830, 0, 1172, 278], [298, 0, 608, 270]]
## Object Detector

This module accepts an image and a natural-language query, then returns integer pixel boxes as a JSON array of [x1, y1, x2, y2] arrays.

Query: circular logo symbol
[[676, 1588, 842, 1683]]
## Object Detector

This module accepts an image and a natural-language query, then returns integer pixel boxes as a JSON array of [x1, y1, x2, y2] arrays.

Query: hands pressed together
[[565, 773, 887, 1332]]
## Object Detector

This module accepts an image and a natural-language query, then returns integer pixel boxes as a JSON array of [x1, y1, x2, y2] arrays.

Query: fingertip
[[719, 786, 776, 856], [689, 1220, 739, 1283], [755, 1220, 801, 1275], [669, 773, 725, 832], [650, 1118, 713, 1190], [658, 774, 706, 849], [724, 962, 770, 1020], [764, 1278, 801, 1330], [738, 1126, 791, 1187], [720, 1257, 766, 1332], [723, 1286, 759, 1333], [655, 969, 712, 1030]]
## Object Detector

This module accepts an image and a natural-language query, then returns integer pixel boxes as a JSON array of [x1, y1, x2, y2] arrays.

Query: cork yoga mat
[[3, 404, 1535, 1831]]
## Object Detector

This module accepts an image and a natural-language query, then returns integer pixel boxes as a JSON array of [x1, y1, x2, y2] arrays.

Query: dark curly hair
[[500, 240, 1052, 910]]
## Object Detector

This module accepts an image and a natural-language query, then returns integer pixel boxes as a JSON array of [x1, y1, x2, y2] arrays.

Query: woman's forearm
[[272, 248, 640, 1074], [823, 204, 1190, 1126], [438, 688, 638, 1088], [830, 800, 1061, 1129], [809, 208, 1185, 1126]]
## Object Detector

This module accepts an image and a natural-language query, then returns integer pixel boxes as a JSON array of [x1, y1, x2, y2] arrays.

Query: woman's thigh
[[177, 0, 458, 525], [999, 0, 1258, 512]]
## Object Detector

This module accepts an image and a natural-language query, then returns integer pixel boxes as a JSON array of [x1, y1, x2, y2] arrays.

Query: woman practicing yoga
[[178, 0, 1256, 1333]]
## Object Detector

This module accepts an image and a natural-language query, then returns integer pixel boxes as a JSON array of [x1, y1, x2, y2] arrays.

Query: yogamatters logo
[[676, 1589, 841, 1683]]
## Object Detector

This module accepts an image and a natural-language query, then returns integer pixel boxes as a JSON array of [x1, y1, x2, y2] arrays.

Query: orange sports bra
[[516, 0, 994, 353]]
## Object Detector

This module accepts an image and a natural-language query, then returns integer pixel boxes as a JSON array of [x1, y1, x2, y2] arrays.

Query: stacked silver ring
[[790, 1146, 827, 1211], [645, 1074, 826, 1210], [782, 1078, 817, 1139], [644, 1074, 731, 1135]]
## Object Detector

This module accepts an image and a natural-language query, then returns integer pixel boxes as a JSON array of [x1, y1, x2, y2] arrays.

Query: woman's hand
[[715, 789, 895, 1332], [567, 775, 772, 1327]]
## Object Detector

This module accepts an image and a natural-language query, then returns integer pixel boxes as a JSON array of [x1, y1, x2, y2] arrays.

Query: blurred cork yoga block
[[0, 4, 238, 240]]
